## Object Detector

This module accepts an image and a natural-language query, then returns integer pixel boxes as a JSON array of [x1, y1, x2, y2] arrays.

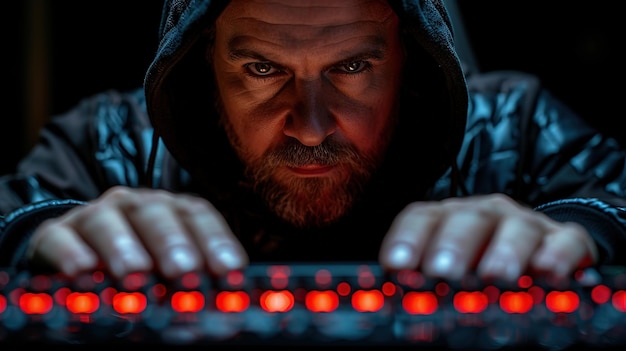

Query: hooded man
[[1, 0, 625, 284]]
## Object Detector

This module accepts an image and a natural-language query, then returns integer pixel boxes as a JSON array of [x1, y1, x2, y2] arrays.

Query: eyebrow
[[227, 47, 268, 61], [226, 36, 388, 63]]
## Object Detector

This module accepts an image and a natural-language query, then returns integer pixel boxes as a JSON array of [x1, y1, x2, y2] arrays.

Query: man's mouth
[[287, 164, 336, 176]]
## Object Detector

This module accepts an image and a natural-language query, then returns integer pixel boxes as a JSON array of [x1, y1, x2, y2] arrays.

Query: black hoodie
[[141, 0, 468, 261], [1, 0, 626, 269]]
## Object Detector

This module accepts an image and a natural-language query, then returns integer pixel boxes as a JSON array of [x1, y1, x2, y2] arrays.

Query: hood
[[144, 0, 468, 201]]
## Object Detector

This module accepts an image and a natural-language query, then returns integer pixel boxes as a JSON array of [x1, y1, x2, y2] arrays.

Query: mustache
[[264, 138, 360, 167]]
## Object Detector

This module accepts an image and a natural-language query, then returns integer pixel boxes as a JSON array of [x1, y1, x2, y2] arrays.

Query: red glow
[[9, 288, 24, 305], [268, 266, 290, 290], [294, 287, 307, 301], [270, 272, 289, 290], [305, 290, 339, 312], [483, 286, 500, 304], [122, 273, 148, 291], [0, 295, 6, 313], [100, 287, 117, 305], [92, 270, 106, 283], [500, 291, 533, 314], [435, 282, 449, 296], [226, 270, 244, 287], [66, 292, 100, 314], [337, 282, 351, 296], [54, 287, 71, 306], [612, 290, 626, 312], [215, 291, 249, 312], [352, 290, 384, 312], [19, 293, 53, 314], [545, 291, 579, 313], [315, 269, 332, 287], [357, 267, 376, 289], [395, 270, 425, 289], [112, 292, 147, 314], [402, 291, 438, 315], [171, 291, 205, 312], [591, 285, 611, 304], [528, 286, 545, 304], [517, 275, 533, 289], [30, 275, 52, 291], [260, 290, 294, 312], [151, 283, 167, 299], [181, 272, 201, 289], [454, 291, 488, 313], [382, 282, 397, 296]]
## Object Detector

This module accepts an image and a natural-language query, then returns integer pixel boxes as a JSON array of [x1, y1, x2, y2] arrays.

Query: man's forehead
[[220, 0, 395, 26], [216, 0, 398, 54]]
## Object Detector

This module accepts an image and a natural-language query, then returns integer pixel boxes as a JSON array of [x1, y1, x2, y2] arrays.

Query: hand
[[378, 193, 598, 281], [26, 186, 249, 279]]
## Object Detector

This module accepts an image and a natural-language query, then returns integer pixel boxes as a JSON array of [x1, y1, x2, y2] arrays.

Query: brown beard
[[219, 113, 389, 229], [246, 138, 378, 228]]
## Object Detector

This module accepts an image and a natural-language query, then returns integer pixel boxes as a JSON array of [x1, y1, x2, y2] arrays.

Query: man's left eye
[[339, 61, 367, 73], [246, 62, 278, 76]]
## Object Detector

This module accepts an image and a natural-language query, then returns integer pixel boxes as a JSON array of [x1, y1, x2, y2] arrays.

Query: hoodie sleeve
[[456, 71, 626, 266], [534, 198, 626, 266], [0, 88, 155, 269], [0, 199, 85, 269]]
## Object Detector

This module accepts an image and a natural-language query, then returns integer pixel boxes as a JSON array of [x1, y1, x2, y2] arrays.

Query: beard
[[246, 138, 378, 228], [219, 115, 392, 229]]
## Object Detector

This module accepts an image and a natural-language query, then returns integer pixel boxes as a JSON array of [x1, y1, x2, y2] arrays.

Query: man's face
[[212, 0, 404, 227]]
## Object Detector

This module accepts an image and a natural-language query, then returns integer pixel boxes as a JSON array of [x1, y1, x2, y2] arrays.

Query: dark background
[[1, 0, 624, 175]]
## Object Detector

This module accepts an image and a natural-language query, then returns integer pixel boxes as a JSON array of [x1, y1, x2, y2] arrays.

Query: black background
[[1, 1, 624, 175]]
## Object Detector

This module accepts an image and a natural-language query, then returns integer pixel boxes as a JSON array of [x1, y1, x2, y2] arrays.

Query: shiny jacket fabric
[[1, 0, 626, 270]]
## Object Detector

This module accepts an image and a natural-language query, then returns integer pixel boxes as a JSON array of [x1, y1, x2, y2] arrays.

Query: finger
[[177, 196, 248, 276], [126, 201, 204, 279], [379, 203, 442, 271], [28, 221, 99, 277], [476, 214, 543, 281], [530, 223, 597, 277], [421, 210, 496, 280], [74, 205, 154, 278]]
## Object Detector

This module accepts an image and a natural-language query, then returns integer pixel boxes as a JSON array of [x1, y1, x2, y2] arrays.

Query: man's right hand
[[26, 186, 249, 279]]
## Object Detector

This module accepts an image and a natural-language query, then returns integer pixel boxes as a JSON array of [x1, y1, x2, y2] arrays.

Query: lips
[[288, 164, 335, 176]]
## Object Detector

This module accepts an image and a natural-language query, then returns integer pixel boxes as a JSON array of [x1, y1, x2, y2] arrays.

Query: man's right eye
[[244, 62, 279, 76]]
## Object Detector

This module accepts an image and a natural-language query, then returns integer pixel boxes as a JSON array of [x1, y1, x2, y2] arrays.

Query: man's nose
[[283, 78, 336, 146]]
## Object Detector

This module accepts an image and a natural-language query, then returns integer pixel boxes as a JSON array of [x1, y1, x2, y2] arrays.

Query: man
[[1, 0, 625, 284]]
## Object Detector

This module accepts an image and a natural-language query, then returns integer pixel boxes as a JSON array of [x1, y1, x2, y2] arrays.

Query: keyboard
[[1, 262, 625, 349]]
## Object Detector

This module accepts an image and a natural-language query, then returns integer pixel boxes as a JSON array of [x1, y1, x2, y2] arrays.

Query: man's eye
[[245, 62, 278, 76], [338, 61, 369, 74]]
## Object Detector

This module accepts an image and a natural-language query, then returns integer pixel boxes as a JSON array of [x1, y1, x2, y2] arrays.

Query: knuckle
[[178, 195, 215, 214], [403, 201, 439, 215]]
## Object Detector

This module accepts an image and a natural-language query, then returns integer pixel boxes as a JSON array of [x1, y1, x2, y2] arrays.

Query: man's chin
[[262, 180, 355, 228], [274, 201, 349, 229]]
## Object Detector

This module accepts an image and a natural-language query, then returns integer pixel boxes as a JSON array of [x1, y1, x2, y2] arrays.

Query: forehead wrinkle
[[224, 17, 394, 56], [224, 0, 394, 27]]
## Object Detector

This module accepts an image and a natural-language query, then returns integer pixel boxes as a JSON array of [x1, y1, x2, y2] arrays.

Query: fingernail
[[387, 242, 413, 268], [428, 249, 462, 278], [479, 246, 520, 281], [215, 244, 245, 270], [431, 250, 454, 272], [61, 253, 98, 277], [168, 246, 199, 272], [113, 249, 151, 277], [534, 251, 556, 270], [534, 251, 570, 277]]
